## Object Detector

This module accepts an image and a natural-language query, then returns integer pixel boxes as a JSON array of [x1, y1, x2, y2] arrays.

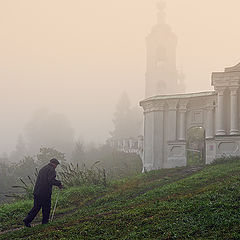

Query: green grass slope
[[1, 158, 240, 240]]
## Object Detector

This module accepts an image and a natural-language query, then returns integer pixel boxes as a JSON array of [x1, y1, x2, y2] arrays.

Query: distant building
[[107, 136, 144, 160], [145, 1, 185, 98]]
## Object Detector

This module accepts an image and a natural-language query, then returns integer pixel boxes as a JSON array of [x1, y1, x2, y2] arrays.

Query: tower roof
[[156, 1, 166, 24]]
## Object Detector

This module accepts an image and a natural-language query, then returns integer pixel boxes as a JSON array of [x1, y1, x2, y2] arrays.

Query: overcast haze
[[1, 0, 240, 154]]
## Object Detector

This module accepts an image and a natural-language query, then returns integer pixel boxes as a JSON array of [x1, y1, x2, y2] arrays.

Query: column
[[179, 110, 186, 140], [178, 100, 188, 141], [216, 87, 226, 135], [206, 100, 214, 138], [230, 86, 239, 135], [167, 99, 178, 141], [153, 101, 165, 169], [137, 135, 143, 150], [143, 105, 155, 171]]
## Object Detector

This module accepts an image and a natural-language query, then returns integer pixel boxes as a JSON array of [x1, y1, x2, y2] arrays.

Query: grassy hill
[[1, 157, 240, 239]]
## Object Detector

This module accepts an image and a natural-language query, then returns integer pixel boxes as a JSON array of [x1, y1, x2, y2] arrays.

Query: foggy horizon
[[1, 0, 240, 155]]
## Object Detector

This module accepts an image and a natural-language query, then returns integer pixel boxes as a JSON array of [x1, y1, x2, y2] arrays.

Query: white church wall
[[205, 139, 216, 164], [143, 111, 155, 171], [165, 141, 187, 168], [214, 136, 240, 159], [153, 110, 164, 169]]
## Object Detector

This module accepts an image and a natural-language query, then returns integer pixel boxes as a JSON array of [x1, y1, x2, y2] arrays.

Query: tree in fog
[[13, 155, 36, 179], [0, 152, 8, 163], [24, 109, 74, 157], [37, 147, 66, 166], [10, 134, 28, 163], [0, 161, 13, 192], [111, 92, 142, 139], [71, 140, 85, 165]]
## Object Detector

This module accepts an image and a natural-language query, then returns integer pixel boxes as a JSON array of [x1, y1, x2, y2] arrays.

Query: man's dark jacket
[[34, 163, 61, 198]]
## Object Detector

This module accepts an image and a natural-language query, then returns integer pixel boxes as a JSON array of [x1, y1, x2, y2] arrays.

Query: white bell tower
[[145, 1, 185, 98]]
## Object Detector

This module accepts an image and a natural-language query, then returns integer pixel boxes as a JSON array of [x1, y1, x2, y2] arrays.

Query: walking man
[[23, 158, 63, 227]]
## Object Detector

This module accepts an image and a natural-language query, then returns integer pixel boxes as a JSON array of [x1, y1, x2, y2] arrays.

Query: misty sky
[[1, 0, 240, 154]]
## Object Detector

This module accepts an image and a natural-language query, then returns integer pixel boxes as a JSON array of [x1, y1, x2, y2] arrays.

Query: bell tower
[[145, 1, 185, 98]]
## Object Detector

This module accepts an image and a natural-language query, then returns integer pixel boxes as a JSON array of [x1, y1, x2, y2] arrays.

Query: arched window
[[155, 45, 166, 69]]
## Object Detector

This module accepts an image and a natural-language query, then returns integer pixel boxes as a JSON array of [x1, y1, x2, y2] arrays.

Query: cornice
[[140, 100, 165, 113], [167, 99, 179, 110], [212, 64, 240, 87]]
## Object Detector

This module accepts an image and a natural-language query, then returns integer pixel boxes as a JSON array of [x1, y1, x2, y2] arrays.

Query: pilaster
[[206, 99, 215, 138], [215, 87, 226, 135], [167, 99, 178, 141], [178, 99, 188, 141], [230, 86, 239, 135]]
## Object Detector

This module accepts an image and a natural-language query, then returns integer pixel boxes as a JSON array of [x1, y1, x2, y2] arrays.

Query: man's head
[[50, 158, 60, 168]]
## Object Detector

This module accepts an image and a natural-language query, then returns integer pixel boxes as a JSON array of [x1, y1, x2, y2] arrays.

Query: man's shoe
[[23, 220, 31, 228]]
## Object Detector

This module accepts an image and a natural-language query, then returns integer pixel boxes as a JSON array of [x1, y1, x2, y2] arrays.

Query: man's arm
[[48, 169, 62, 187]]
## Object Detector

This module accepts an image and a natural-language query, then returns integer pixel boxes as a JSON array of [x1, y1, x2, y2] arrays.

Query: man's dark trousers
[[24, 195, 51, 224]]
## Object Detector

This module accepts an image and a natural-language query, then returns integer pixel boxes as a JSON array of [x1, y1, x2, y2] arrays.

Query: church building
[[141, 2, 240, 171]]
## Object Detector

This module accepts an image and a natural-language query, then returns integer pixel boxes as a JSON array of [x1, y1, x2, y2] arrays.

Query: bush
[[59, 162, 107, 187], [211, 156, 240, 165]]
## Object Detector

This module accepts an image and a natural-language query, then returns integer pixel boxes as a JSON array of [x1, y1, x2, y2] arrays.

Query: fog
[[0, 0, 240, 154]]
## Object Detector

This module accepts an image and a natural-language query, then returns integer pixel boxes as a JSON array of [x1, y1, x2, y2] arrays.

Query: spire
[[156, 1, 166, 24]]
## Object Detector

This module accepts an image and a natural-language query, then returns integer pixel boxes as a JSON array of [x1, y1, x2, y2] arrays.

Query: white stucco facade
[[140, 63, 240, 171]]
